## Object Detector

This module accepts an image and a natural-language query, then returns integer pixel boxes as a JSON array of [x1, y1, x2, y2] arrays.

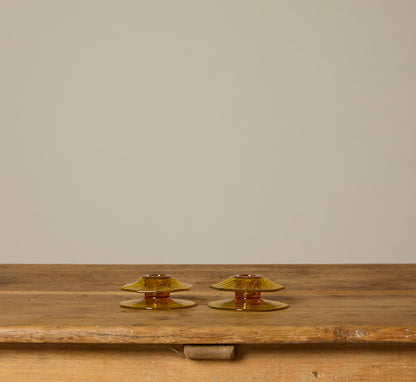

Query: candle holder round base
[[120, 296, 196, 310], [208, 297, 287, 311]]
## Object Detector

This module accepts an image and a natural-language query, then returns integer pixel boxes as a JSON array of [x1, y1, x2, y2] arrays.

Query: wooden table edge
[[1, 325, 415, 344]]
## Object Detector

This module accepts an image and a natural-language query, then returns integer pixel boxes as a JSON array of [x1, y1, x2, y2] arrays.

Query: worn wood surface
[[0, 343, 415, 382], [0, 265, 415, 344]]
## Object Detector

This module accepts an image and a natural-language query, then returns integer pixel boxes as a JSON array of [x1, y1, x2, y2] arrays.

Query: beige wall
[[1, 1, 415, 264]]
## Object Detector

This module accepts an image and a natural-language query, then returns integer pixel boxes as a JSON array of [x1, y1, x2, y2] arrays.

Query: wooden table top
[[0, 264, 415, 344]]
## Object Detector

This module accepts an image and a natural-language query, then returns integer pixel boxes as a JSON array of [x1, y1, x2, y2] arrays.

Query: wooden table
[[0, 264, 415, 381]]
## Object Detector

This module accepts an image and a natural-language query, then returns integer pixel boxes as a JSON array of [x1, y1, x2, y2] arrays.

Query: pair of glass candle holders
[[120, 273, 288, 311]]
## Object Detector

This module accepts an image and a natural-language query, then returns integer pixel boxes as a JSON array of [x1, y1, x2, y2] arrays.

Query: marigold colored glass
[[120, 273, 196, 310], [208, 273, 288, 311]]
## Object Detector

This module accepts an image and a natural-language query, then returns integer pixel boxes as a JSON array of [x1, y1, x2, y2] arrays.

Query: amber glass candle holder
[[120, 273, 196, 310], [208, 273, 288, 311]]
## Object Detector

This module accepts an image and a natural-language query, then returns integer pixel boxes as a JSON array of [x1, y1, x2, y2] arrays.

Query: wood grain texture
[[0, 343, 415, 382], [0, 265, 415, 344]]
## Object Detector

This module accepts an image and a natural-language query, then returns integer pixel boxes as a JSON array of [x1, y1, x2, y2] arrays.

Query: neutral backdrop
[[1, 1, 415, 264]]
